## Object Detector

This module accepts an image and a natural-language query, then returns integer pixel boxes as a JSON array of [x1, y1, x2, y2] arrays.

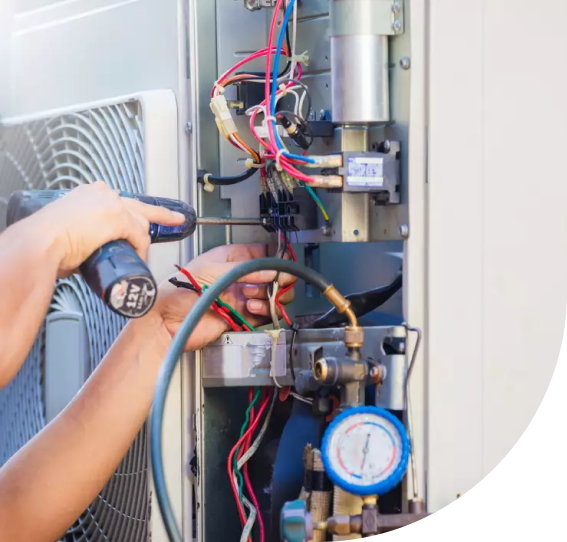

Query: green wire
[[201, 285, 256, 331], [234, 388, 263, 503], [301, 182, 330, 221]]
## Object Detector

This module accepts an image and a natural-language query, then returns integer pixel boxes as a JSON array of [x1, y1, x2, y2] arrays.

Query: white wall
[[427, 0, 567, 510]]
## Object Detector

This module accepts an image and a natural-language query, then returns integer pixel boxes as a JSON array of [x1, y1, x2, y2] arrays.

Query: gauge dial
[[322, 406, 410, 496]]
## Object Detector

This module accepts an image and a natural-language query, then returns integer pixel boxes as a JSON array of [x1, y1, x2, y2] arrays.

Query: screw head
[[184, 121, 193, 134], [400, 57, 411, 70], [392, 20, 402, 33], [369, 366, 379, 378], [392, 1, 401, 14], [399, 224, 409, 238]]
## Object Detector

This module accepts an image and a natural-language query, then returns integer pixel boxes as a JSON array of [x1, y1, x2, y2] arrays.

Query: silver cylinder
[[330, 0, 390, 124]]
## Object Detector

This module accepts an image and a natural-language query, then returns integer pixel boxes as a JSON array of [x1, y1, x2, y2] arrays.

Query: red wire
[[174, 265, 241, 332], [227, 390, 273, 540]]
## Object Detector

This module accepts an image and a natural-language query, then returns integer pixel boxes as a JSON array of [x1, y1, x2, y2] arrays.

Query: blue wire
[[270, 0, 315, 165]]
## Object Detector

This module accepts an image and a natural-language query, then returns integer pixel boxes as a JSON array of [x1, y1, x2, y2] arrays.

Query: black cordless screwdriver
[[6, 190, 197, 319]]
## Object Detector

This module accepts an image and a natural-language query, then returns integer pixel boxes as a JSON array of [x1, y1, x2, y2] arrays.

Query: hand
[[30, 182, 186, 277], [155, 244, 296, 351]]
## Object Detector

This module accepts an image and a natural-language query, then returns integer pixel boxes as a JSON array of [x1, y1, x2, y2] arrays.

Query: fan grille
[[0, 101, 150, 541]]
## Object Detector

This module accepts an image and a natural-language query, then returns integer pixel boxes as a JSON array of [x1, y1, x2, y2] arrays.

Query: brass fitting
[[362, 496, 378, 507], [323, 285, 356, 325], [314, 359, 329, 382], [327, 514, 357, 536], [344, 326, 364, 349]]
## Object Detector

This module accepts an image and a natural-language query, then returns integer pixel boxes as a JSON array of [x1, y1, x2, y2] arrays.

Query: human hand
[[155, 244, 296, 351], [29, 181, 186, 278]]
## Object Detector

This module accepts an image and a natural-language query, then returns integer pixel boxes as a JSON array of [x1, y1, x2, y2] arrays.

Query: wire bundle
[[206, 0, 331, 223], [228, 387, 277, 542], [171, 266, 256, 332]]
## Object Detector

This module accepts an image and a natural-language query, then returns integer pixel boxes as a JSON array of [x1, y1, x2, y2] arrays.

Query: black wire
[[198, 168, 257, 187], [289, 324, 299, 385], [168, 278, 199, 292], [276, 109, 314, 148]]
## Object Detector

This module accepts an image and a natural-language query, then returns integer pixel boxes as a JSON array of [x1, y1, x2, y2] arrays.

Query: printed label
[[109, 277, 156, 317], [347, 156, 385, 187]]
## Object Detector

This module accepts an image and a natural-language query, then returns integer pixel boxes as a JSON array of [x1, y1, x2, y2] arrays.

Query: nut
[[344, 326, 364, 349], [314, 359, 329, 382], [327, 515, 352, 536]]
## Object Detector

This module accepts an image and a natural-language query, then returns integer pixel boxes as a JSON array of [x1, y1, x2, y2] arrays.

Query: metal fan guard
[[0, 101, 150, 541]]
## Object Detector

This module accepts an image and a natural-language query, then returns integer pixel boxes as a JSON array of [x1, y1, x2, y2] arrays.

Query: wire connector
[[302, 155, 343, 168], [210, 95, 238, 140], [307, 175, 343, 188]]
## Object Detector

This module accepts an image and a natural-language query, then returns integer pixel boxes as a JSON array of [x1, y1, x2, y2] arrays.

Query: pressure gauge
[[321, 406, 410, 497]]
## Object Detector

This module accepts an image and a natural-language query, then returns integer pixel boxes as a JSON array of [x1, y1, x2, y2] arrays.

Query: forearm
[[0, 308, 175, 542], [0, 216, 63, 387]]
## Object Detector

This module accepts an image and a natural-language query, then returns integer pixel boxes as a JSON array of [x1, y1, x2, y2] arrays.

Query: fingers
[[123, 212, 151, 261], [242, 284, 295, 305], [123, 198, 186, 226], [246, 299, 283, 318]]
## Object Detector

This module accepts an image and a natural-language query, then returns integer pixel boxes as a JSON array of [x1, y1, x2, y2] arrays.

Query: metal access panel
[[425, 0, 567, 512]]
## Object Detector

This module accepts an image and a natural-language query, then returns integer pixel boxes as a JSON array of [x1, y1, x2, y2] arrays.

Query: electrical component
[[235, 79, 267, 115], [210, 95, 238, 139], [321, 406, 410, 497]]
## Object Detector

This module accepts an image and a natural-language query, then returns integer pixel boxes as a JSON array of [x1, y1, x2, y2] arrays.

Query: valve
[[280, 500, 313, 542]]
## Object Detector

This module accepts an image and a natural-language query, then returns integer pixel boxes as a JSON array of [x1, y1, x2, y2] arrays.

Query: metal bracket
[[330, 0, 405, 37]]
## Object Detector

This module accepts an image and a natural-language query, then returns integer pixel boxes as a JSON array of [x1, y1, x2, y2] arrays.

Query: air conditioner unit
[[0, 91, 185, 542]]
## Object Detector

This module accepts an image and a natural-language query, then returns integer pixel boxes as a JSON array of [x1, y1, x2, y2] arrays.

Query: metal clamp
[[330, 0, 405, 37]]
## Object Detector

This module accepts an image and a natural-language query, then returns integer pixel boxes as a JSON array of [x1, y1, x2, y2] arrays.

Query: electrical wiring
[[265, 0, 315, 166], [237, 391, 277, 470], [173, 265, 242, 332], [201, 284, 256, 332], [227, 389, 273, 542], [234, 388, 262, 500], [151, 258, 340, 542], [302, 182, 330, 222]]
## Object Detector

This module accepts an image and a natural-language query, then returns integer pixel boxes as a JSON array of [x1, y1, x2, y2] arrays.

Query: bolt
[[392, 20, 402, 33], [400, 57, 411, 70], [319, 109, 326, 121], [184, 122, 193, 134], [321, 225, 332, 237], [399, 224, 409, 238], [392, 1, 401, 14], [369, 366, 379, 378]]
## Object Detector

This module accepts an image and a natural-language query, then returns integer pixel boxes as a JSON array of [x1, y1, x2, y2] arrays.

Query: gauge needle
[[360, 433, 371, 474]]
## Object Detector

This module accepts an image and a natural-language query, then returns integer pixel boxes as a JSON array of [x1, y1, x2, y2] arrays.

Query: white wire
[[298, 89, 308, 119], [289, 0, 298, 81], [233, 473, 257, 542], [237, 392, 278, 470], [229, 135, 252, 157], [290, 392, 313, 405]]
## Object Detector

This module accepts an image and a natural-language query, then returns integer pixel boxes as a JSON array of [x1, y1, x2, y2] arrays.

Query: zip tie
[[266, 329, 284, 388], [288, 51, 309, 65], [278, 83, 288, 96], [245, 158, 264, 169], [203, 173, 215, 193], [265, 115, 277, 123], [275, 149, 286, 171], [212, 82, 226, 95]]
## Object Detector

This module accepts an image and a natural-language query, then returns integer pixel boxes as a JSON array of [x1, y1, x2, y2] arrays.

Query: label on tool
[[346, 156, 384, 187], [109, 277, 156, 318]]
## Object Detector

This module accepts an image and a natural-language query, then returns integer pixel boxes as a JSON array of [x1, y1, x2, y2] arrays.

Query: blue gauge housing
[[321, 405, 410, 497]]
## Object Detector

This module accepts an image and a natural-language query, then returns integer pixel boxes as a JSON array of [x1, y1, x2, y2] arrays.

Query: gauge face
[[322, 406, 409, 496]]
